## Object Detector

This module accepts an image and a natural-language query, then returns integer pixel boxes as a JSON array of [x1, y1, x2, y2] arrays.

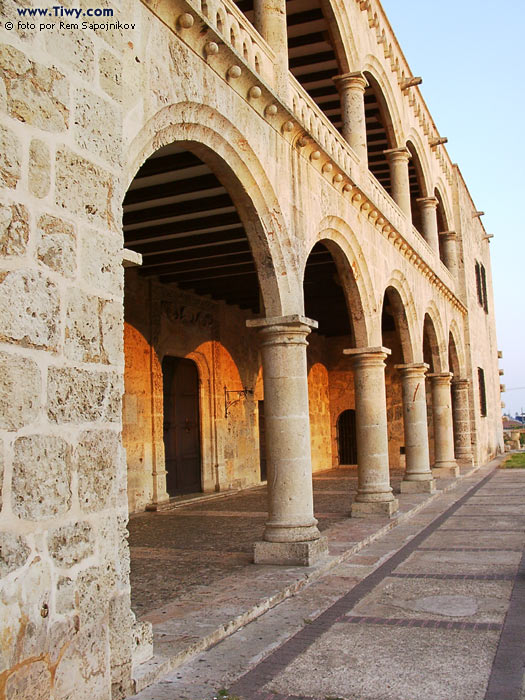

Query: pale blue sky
[[380, 0, 525, 416]]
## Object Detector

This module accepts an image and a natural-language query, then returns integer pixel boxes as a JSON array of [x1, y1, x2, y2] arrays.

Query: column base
[[432, 464, 459, 478], [351, 498, 399, 518], [253, 536, 329, 566], [400, 479, 436, 494]]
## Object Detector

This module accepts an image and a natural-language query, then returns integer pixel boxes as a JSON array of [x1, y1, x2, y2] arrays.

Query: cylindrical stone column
[[428, 372, 459, 478], [247, 315, 327, 565], [416, 197, 440, 253], [254, 0, 288, 96], [344, 347, 399, 517], [384, 147, 412, 221], [395, 363, 436, 493], [452, 378, 474, 463], [333, 71, 368, 166], [439, 231, 459, 277]]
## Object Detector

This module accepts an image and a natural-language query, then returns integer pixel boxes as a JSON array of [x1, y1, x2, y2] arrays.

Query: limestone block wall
[[0, 10, 141, 698], [454, 169, 503, 464]]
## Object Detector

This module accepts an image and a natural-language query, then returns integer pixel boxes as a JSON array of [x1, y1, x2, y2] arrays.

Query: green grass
[[501, 453, 525, 468]]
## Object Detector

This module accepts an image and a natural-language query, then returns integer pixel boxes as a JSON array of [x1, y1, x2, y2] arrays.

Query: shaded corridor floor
[[129, 467, 404, 617]]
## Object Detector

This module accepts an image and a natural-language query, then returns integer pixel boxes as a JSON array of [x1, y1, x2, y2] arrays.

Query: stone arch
[[380, 272, 418, 363], [361, 55, 404, 148], [422, 302, 447, 372], [124, 101, 297, 318], [319, 0, 358, 72], [434, 180, 453, 232], [406, 133, 431, 198], [448, 319, 466, 377], [303, 216, 374, 347]]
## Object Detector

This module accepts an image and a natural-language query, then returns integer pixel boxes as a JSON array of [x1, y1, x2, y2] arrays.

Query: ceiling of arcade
[[124, 146, 354, 337]]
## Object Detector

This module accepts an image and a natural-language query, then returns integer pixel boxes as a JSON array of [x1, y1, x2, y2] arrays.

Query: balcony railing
[[189, 0, 275, 84]]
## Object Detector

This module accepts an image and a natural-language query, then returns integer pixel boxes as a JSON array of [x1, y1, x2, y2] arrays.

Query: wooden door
[[337, 409, 357, 465], [162, 356, 202, 495]]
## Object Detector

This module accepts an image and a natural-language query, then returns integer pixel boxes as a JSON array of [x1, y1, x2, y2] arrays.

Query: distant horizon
[[380, 0, 525, 415]]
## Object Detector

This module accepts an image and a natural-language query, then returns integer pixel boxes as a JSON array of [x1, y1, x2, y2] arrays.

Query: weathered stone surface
[[36, 213, 76, 278], [55, 148, 118, 228], [80, 227, 123, 295], [56, 576, 75, 615], [48, 521, 94, 567], [99, 50, 122, 103], [0, 201, 28, 256], [77, 430, 119, 512], [0, 532, 30, 577], [0, 44, 69, 132], [5, 659, 51, 700], [12, 435, 72, 520], [74, 88, 122, 165], [0, 352, 41, 430], [29, 139, 51, 198], [0, 123, 21, 188], [101, 299, 123, 365], [54, 622, 110, 700], [45, 30, 94, 79], [65, 288, 102, 363], [47, 367, 121, 423], [75, 567, 114, 626], [0, 269, 60, 349]]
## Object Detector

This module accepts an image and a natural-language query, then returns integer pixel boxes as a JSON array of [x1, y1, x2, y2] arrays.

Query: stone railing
[[288, 74, 360, 180], [187, 0, 275, 83], [363, 171, 405, 234]]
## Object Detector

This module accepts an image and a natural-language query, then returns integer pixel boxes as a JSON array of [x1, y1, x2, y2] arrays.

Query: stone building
[[0, 0, 503, 697]]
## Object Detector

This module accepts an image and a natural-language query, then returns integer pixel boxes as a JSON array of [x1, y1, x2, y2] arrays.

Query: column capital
[[394, 362, 429, 375], [428, 371, 453, 384], [416, 196, 438, 210], [247, 314, 318, 331], [344, 346, 392, 358], [333, 71, 368, 92], [383, 147, 411, 163], [452, 378, 470, 388], [439, 230, 457, 239]]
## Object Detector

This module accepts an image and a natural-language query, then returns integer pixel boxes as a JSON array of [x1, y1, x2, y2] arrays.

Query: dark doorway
[[162, 356, 202, 495], [258, 400, 267, 481], [337, 409, 357, 465]]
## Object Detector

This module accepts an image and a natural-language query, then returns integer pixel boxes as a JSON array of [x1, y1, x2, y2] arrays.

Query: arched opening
[[406, 141, 427, 235], [302, 240, 365, 475], [363, 72, 397, 195], [435, 188, 449, 266], [337, 409, 357, 464], [423, 313, 442, 465], [123, 141, 285, 618], [382, 286, 412, 474]]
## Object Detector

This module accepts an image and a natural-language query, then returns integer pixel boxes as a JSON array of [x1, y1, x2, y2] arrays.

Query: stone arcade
[[0, 0, 503, 697]]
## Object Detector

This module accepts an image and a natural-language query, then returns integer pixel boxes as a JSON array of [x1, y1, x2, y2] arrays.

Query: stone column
[[395, 363, 436, 493], [254, 0, 288, 96], [416, 197, 439, 253], [343, 347, 399, 517], [428, 372, 459, 477], [247, 315, 328, 565], [333, 71, 368, 165], [452, 379, 474, 464], [439, 231, 458, 277], [384, 147, 412, 221]]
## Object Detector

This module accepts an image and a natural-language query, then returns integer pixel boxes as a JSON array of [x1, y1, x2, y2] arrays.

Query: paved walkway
[[130, 459, 525, 699]]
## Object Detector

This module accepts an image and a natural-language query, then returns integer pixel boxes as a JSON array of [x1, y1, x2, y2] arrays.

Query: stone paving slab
[[266, 624, 500, 700], [129, 465, 481, 694], [348, 575, 512, 623], [393, 548, 521, 576]]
